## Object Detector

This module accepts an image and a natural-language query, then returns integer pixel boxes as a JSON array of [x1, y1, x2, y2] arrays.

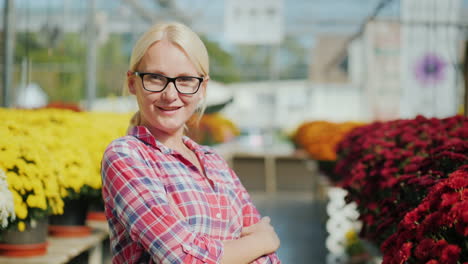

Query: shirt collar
[[182, 135, 214, 155], [129, 125, 213, 155]]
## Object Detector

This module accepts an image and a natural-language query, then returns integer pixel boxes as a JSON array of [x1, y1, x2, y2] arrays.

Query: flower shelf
[[48, 225, 91, 238]]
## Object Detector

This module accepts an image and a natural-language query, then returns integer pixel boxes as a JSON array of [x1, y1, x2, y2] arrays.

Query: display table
[[221, 150, 318, 194], [0, 221, 109, 264]]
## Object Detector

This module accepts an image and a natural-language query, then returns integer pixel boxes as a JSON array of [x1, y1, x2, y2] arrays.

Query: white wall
[[222, 80, 370, 132]]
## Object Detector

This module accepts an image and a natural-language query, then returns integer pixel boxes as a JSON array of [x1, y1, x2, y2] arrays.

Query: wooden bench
[[0, 221, 109, 264]]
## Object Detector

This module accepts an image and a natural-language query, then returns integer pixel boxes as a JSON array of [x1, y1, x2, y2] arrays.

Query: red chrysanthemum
[[335, 115, 468, 262]]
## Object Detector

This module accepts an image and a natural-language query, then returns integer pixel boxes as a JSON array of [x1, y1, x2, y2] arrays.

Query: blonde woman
[[101, 22, 281, 264]]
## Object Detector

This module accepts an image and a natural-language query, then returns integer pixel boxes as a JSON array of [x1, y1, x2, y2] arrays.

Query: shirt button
[[216, 213, 221, 219]]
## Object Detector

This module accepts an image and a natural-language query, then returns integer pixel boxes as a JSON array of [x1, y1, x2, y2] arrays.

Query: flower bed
[[0, 108, 130, 232], [186, 113, 240, 146], [335, 115, 468, 263], [292, 121, 364, 182], [294, 121, 365, 161]]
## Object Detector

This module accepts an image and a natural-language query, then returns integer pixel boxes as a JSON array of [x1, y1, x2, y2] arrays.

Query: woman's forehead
[[139, 40, 198, 75]]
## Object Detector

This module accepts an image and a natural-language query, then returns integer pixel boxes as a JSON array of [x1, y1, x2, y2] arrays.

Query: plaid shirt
[[101, 126, 281, 264]]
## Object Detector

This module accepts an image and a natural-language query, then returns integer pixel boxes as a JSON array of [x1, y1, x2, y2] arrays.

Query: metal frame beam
[[2, 0, 15, 107]]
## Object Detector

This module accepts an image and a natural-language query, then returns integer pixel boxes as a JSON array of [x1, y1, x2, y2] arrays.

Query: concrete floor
[[251, 192, 328, 264]]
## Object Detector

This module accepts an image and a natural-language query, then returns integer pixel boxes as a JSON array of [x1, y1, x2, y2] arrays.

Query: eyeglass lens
[[143, 74, 200, 94]]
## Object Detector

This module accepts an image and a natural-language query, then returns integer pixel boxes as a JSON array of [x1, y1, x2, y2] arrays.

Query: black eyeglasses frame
[[133, 71, 204, 95]]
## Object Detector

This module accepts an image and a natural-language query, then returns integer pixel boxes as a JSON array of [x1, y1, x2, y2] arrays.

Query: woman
[[101, 22, 281, 264]]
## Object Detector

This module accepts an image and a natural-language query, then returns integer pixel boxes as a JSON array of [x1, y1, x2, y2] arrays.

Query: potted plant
[[0, 108, 130, 239], [0, 110, 65, 256], [186, 113, 240, 146], [44, 110, 126, 236], [293, 120, 364, 183]]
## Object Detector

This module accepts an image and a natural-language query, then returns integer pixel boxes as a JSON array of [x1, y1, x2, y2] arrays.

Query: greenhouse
[[1, 0, 467, 263]]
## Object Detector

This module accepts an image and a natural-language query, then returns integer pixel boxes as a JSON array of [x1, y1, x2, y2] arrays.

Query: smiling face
[[128, 39, 207, 137]]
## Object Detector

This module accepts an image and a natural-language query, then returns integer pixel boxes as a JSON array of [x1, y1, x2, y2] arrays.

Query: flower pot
[[0, 217, 48, 257], [49, 198, 91, 237], [347, 253, 371, 264], [318, 160, 341, 183], [86, 211, 106, 222], [86, 197, 106, 222]]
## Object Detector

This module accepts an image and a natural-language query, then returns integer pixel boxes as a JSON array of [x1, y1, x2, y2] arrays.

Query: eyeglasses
[[133, 72, 204, 94]]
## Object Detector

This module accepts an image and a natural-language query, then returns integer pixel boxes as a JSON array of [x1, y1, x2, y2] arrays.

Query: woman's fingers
[[239, 216, 280, 253], [241, 225, 253, 237], [241, 216, 272, 237]]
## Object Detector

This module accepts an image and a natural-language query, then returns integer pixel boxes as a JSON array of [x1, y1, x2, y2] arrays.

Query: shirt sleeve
[[229, 168, 282, 264], [101, 143, 224, 264]]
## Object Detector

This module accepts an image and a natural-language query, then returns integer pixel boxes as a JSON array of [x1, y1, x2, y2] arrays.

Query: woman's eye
[[178, 77, 197, 83], [151, 75, 165, 81], [145, 75, 166, 84]]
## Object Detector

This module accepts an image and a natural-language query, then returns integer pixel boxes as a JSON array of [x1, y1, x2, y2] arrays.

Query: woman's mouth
[[157, 106, 182, 114]]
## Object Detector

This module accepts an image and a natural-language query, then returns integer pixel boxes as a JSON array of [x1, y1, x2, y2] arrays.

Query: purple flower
[[413, 53, 447, 86]]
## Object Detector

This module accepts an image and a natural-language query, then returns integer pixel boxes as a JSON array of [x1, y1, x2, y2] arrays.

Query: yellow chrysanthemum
[[345, 229, 358, 244], [17, 221, 26, 232], [15, 202, 28, 219], [0, 108, 130, 229]]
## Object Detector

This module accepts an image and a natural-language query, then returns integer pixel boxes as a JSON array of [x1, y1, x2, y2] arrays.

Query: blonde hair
[[125, 22, 209, 130]]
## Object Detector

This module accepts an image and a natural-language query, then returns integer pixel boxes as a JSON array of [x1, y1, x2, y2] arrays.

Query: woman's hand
[[221, 216, 280, 264], [241, 216, 280, 255]]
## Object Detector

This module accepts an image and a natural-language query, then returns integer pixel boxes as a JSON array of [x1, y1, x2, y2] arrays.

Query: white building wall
[[400, 0, 463, 118], [222, 80, 369, 132]]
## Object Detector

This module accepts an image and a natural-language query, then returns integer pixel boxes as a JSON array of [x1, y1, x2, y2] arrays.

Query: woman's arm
[[221, 217, 280, 264], [228, 168, 282, 264]]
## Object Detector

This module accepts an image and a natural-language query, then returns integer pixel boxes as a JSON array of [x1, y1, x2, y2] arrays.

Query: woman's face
[[129, 39, 207, 136]]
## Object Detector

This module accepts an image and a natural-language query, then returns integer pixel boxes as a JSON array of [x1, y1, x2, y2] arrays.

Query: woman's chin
[[155, 124, 185, 135], [144, 114, 190, 135]]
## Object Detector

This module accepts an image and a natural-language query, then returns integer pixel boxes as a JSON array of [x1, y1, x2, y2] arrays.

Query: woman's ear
[[200, 76, 210, 99], [127, 71, 136, 95]]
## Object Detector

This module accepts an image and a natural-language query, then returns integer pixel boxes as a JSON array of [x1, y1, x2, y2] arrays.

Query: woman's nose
[[161, 82, 178, 101]]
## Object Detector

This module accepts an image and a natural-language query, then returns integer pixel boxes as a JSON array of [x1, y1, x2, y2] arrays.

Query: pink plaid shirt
[[101, 126, 281, 264]]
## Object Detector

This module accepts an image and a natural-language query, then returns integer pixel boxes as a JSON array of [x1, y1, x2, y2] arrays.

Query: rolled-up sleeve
[[229, 169, 282, 264], [102, 144, 224, 264]]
